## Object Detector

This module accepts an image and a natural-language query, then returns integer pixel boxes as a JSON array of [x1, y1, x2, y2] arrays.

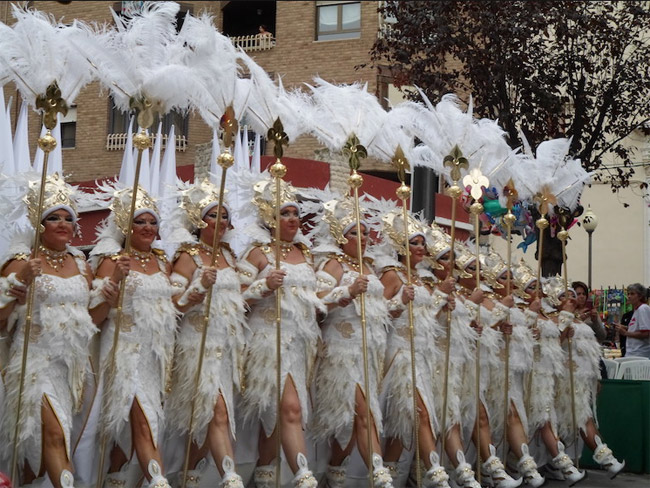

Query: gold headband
[[180, 178, 227, 230], [323, 197, 359, 245]]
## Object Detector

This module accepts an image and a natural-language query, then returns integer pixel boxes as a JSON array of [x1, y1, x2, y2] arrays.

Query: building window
[[60, 105, 77, 149], [316, 1, 361, 41]]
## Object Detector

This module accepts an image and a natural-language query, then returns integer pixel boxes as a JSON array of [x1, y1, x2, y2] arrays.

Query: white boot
[[546, 441, 585, 486], [371, 454, 394, 488], [220, 456, 244, 488], [253, 463, 275, 488], [452, 451, 481, 488], [515, 444, 544, 487], [384, 461, 399, 483], [60, 470, 75, 488], [325, 457, 349, 488], [178, 458, 206, 488], [423, 451, 451, 488], [291, 453, 317, 488], [146, 460, 171, 488], [592, 436, 625, 479], [481, 445, 522, 488]]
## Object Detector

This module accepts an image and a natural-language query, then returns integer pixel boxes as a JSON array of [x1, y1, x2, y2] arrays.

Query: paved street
[[544, 469, 648, 487]]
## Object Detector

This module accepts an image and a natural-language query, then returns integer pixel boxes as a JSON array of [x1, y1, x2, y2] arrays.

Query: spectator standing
[[616, 284, 650, 358]]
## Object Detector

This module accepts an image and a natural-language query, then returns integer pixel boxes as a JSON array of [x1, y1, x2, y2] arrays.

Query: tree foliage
[[368, 1, 650, 191]]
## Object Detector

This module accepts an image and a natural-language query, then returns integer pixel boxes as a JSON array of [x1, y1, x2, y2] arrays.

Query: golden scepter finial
[[343, 133, 374, 488], [533, 186, 556, 296], [462, 167, 488, 483], [439, 145, 467, 464], [267, 117, 288, 488], [11, 82, 68, 487], [180, 106, 237, 488], [392, 146, 421, 488]]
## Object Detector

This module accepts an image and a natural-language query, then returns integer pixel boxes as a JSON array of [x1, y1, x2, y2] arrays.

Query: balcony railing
[[230, 34, 276, 52], [106, 133, 188, 152]]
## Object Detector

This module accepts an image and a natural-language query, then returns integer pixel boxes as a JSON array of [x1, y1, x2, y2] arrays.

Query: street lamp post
[[582, 208, 598, 289]]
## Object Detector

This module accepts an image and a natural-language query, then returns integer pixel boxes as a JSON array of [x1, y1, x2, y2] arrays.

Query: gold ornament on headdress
[[512, 259, 537, 297], [323, 197, 358, 245], [453, 242, 476, 279], [252, 179, 298, 229], [25, 173, 78, 231], [110, 186, 159, 235], [382, 210, 427, 256], [180, 179, 225, 230], [542, 274, 567, 307], [481, 249, 508, 289], [426, 223, 451, 268]]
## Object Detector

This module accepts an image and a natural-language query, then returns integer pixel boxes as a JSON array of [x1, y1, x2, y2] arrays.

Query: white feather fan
[[176, 12, 250, 126], [68, 2, 193, 116], [0, 4, 94, 107], [304, 77, 387, 151]]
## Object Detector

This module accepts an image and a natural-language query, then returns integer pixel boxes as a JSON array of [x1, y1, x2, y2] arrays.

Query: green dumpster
[[580, 379, 650, 474]]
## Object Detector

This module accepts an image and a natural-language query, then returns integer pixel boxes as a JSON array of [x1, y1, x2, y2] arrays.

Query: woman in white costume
[[510, 262, 586, 485], [377, 211, 453, 488], [542, 278, 625, 480], [89, 186, 177, 488], [309, 197, 395, 488], [476, 251, 544, 487], [447, 241, 521, 488], [164, 179, 246, 488], [236, 176, 323, 488], [416, 225, 481, 488], [0, 174, 97, 488]]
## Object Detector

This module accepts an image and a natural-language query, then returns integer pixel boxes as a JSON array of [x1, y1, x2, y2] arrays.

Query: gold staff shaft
[[559, 230, 578, 467], [180, 162, 231, 488], [10, 131, 55, 486], [440, 186, 460, 464], [272, 158, 286, 488], [470, 202, 483, 484], [350, 171, 375, 488], [399, 188, 421, 488], [501, 213, 513, 461], [96, 129, 149, 488]]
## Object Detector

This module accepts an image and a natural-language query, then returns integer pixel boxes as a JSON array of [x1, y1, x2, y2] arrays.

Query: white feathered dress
[[238, 245, 324, 437], [95, 255, 178, 455], [0, 249, 97, 475], [555, 312, 602, 441], [311, 256, 390, 448], [380, 267, 447, 450], [165, 245, 247, 445]]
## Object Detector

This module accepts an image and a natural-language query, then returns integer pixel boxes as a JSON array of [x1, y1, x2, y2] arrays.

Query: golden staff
[[463, 168, 488, 483], [10, 82, 67, 486], [343, 134, 373, 488], [268, 118, 289, 488], [96, 97, 154, 488], [180, 107, 237, 488], [525, 187, 556, 427], [499, 181, 518, 461], [392, 147, 420, 487], [556, 207, 579, 468], [439, 146, 467, 463]]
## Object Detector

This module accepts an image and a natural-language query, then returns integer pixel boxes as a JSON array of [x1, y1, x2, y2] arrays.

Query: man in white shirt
[[616, 283, 650, 359]]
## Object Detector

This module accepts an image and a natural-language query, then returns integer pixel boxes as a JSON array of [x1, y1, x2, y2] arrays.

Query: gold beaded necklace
[[272, 240, 294, 260], [131, 249, 152, 270], [39, 245, 67, 271]]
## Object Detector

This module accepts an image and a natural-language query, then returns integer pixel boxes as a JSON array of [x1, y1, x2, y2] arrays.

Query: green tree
[[368, 0, 650, 191]]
